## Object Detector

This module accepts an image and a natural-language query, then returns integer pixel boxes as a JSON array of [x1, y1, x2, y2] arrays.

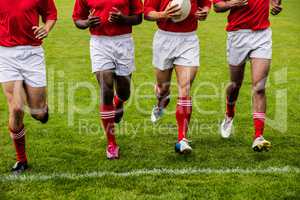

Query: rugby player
[[213, 0, 283, 151], [73, 0, 143, 159], [0, 0, 57, 174], [144, 0, 211, 154]]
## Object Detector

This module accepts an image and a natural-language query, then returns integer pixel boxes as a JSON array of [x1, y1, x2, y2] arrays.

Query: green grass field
[[1, 0, 300, 199]]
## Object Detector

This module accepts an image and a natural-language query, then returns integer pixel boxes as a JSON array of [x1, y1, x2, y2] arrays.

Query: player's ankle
[[254, 133, 263, 139], [178, 134, 186, 142], [108, 141, 117, 147], [226, 113, 234, 119]]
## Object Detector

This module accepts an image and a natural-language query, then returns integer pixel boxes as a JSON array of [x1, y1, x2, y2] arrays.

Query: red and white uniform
[[213, 0, 270, 31], [72, 0, 143, 75], [213, 0, 272, 66], [144, 0, 211, 69], [72, 0, 143, 36], [144, 0, 211, 33], [0, 0, 57, 87], [0, 0, 57, 47]]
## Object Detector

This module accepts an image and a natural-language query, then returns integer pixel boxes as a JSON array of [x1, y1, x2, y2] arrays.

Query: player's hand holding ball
[[271, 0, 282, 15], [159, 2, 182, 20], [195, 7, 209, 21]]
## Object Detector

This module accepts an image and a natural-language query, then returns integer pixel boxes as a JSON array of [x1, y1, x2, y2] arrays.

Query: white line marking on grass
[[1, 166, 299, 182]]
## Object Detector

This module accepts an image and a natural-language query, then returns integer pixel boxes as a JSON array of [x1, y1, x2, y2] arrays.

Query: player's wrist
[[202, 6, 210, 12], [157, 11, 168, 20], [44, 20, 56, 33], [226, 1, 234, 9], [44, 26, 50, 34], [85, 19, 92, 28], [120, 15, 128, 24]]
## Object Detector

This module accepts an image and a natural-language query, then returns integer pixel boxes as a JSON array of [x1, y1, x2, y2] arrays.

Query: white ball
[[170, 0, 191, 23]]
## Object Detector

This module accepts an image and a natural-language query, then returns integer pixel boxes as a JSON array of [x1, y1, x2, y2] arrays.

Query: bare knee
[[31, 112, 49, 124], [99, 80, 114, 104], [30, 105, 49, 123], [101, 86, 114, 105], [252, 81, 266, 97], [11, 104, 24, 118], [116, 87, 131, 101], [96, 71, 115, 104], [228, 81, 242, 93], [156, 83, 170, 97], [8, 104, 24, 130], [253, 87, 266, 97]]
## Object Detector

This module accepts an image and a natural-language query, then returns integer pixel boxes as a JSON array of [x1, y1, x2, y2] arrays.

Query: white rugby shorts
[[227, 28, 272, 66], [152, 29, 200, 70], [0, 45, 47, 87], [90, 34, 135, 76]]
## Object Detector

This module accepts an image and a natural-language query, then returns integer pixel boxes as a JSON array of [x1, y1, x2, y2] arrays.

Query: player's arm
[[271, 0, 282, 15], [144, 0, 181, 21], [108, 7, 142, 25], [196, 0, 212, 21], [73, 0, 100, 29], [214, 0, 248, 13], [33, 20, 56, 40], [74, 16, 100, 29], [34, 0, 58, 40], [74, 9, 101, 29], [109, 0, 143, 25]]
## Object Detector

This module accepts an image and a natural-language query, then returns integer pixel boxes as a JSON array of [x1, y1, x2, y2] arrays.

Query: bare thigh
[[174, 66, 198, 97], [24, 84, 47, 115], [251, 58, 271, 91]]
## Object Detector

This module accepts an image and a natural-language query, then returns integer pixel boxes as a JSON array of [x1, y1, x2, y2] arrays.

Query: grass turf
[[0, 0, 300, 199]]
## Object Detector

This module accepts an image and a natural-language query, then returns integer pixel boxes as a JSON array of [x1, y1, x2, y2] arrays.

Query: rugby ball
[[170, 0, 191, 23]]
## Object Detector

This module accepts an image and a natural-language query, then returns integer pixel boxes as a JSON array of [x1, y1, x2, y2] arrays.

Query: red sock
[[114, 95, 124, 108], [253, 112, 265, 139], [10, 125, 27, 163], [100, 104, 117, 146], [176, 97, 192, 142], [226, 96, 236, 118]]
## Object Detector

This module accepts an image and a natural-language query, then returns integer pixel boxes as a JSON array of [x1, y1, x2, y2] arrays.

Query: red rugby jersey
[[72, 0, 143, 36], [213, 0, 270, 31], [144, 0, 211, 33], [0, 0, 57, 47]]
